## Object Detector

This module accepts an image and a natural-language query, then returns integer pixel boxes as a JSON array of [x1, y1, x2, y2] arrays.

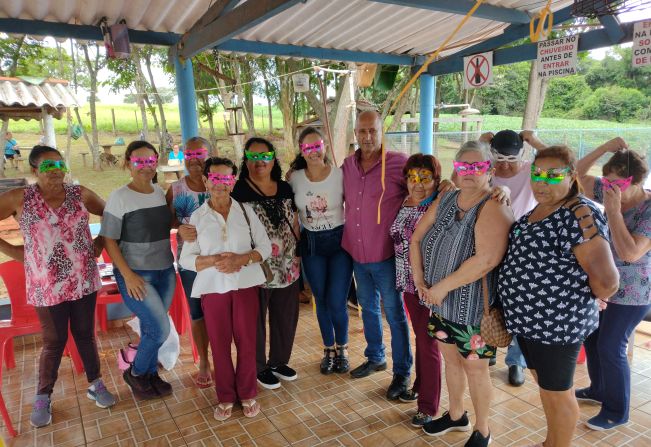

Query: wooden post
[[111, 108, 117, 136]]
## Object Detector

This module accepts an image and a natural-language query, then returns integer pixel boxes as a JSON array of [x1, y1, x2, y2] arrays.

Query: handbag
[[479, 275, 512, 348], [237, 201, 274, 284]]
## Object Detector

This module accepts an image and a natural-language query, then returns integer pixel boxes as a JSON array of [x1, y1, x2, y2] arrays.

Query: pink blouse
[[20, 184, 101, 307]]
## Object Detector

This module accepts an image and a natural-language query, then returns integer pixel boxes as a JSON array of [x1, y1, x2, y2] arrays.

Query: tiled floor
[[4, 305, 651, 446]]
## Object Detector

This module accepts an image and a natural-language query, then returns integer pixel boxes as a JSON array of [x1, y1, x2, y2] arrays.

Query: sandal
[[194, 371, 213, 389], [242, 399, 260, 418], [213, 403, 233, 421]]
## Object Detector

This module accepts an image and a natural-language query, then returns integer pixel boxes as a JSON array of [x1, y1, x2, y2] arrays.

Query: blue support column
[[174, 57, 199, 144], [419, 74, 435, 155]]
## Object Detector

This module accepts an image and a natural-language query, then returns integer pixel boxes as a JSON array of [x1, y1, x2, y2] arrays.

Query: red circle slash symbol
[[465, 55, 490, 87]]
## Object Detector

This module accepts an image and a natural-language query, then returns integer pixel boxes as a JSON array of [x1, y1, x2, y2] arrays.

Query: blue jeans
[[179, 268, 203, 321], [584, 302, 651, 423], [353, 258, 413, 377], [114, 266, 176, 375], [301, 227, 353, 347], [505, 337, 527, 368]]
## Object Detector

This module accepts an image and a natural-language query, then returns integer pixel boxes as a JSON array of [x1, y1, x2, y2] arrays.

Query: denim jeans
[[505, 337, 527, 368], [584, 302, 651, 423], [353, 258, 413, 377], [114, 266, 176, 375], [301, 227, 353, 347], [179, 267, 203, 321]]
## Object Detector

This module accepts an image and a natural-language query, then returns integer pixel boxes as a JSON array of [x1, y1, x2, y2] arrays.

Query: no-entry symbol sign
[[463, 51, 494, 89]]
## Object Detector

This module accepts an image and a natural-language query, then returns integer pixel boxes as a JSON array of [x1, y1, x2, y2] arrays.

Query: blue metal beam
[[599, 15, 626, 44], [179, 0, 304, 59], [419, 74, 435, 155], [370, 0, 530, 23], [0, 18, 179, 46], [216, 39, 415, 65], [175, 57, 199, 143], [426, 22, 634, 76], [420, 4, 575, 76]]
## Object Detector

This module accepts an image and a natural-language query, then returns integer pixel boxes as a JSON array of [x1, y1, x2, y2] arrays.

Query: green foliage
[[474, 62, 530, 115], [542, 76, 591, 116], [580, 86, 650, 122]]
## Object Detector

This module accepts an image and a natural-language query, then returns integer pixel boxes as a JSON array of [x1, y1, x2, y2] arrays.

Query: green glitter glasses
[[530, 165, 571, 185], [38, 159, 69, 174]]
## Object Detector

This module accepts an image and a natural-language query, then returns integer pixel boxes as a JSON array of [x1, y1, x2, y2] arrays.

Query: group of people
[[0, 110, 648, 447]]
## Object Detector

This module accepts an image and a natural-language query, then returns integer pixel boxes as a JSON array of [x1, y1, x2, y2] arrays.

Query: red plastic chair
[[0, 260, 84, 436], [168, 272, 198, 363], [95, 283, 122, 333]]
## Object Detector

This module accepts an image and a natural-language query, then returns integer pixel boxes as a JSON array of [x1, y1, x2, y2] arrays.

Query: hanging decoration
[[291, 73, 310, 92], [99, 18, 131, 60]]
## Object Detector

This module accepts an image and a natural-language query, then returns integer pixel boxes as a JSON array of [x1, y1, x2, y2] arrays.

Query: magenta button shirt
[[342, 149, 408, 264]]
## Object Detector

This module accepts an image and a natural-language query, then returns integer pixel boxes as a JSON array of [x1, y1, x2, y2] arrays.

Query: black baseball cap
[[491, 130, 523, 156]]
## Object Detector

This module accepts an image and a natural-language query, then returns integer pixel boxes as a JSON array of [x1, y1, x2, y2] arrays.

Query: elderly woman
[[179, 157, 271, 421], [288, 127, 352, 374], [411, 141, 513, 447], [498, 145, 619, 447], [101, 141, 176, 400], [232, 137, 301, 390], [166, 136, 212, 388], [0, 145, 116, 428], [390, 153, 443, 427], [575, 138, 651, 431]]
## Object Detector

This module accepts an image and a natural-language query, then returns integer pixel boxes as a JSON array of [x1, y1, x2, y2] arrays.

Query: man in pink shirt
[[342, 111, 413, 401]]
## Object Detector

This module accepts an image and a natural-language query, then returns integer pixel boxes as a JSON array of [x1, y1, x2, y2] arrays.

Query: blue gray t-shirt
[[100, 184, 173, 270]]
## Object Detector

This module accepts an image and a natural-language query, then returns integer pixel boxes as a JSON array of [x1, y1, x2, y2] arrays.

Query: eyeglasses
[[530, 165, 571, 184], [300, 141, 324, 155], [406, 168, 434, 184], [245, 151, 275, 162], [184, 148, 208, 160], [130, 156, 158, 169], [207, 173, 236, 186], [492, 149, 524, 163], [602, 176, 633, 192], [38, 159, 69, 173], [453, 160, 491, 176]]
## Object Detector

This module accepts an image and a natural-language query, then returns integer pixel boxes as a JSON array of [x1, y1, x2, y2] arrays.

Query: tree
[[580, 86, 650, 122], [542, 76, 591, 116], [79, 42, 105, 169], [0, 36, 25, 177]]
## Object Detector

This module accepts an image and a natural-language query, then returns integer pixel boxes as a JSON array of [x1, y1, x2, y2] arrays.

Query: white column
[[42, 107, 56, 148]]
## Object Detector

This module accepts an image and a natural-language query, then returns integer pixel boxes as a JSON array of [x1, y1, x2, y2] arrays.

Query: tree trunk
[[144, 48, 168, 149], [235, 57, 255, 133], [0, 120, 8, 178], [0, 37, 25, 176], [522, 60, 550, 130], [276, 58, 296, 154], [81, 44, 101, 169], [131, 47, 149, 141], [330, 63, 358, 165], [56, 42, 73, 172], [74, 107, 101, 171], [264, 77, 273, 134]]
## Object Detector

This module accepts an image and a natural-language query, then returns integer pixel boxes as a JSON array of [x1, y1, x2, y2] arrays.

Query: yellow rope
[[530, 0, 554, 42], [377, 0, 487, 224]]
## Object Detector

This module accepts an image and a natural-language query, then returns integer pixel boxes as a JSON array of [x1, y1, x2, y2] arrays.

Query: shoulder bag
[[237, 201, 274, 284]]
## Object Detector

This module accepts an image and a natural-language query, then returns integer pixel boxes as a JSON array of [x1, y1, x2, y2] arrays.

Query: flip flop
[[242, 399, 260, 418], [213, 403, 233, 421], [194, 371, 213, 389]]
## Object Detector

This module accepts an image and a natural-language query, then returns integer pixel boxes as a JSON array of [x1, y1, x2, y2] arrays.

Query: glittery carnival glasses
[[602, 176, 633, 192], [184, 148, 208, 160], [406, 168, 434, 184], [245, 151, 274, 162], [38, 159, 69, 173], [530, 165, 571, 185], [207, 173, 236, 187], [453, 160, 491, 176], [300, 141, 324, 156], [130, 156, 158, 169]]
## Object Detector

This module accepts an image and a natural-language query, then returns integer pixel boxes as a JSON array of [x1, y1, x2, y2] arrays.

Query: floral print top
[[232, 179, 300, 288], [593, 177, 651, 306], [390, 203, 429, 294], [20, 184, 101, 307]]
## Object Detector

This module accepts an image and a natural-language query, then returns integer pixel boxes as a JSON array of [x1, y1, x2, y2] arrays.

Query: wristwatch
[[247, 252, 254, 265]]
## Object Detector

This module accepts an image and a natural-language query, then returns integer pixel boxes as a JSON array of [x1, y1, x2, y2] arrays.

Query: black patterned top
[[421, 191, 495, 326], [497, 196, 609, 345]]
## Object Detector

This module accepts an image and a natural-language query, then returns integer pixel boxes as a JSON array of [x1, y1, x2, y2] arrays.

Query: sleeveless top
[[20, 184, 101, 307], [172, 177, 209, 257], [390, 203, 429, 295], [420, 191, 495, 326]]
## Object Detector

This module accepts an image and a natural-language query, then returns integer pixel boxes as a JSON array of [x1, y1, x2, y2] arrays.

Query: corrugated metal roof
[[0, 77, 79, 120], [1, 0, 573, 60]]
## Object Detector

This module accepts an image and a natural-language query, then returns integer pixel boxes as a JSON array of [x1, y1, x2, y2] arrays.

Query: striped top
[[420, 191, 495, 326]]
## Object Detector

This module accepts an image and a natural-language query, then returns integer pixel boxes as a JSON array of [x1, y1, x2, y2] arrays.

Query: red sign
[[463, 52, 493, 89]]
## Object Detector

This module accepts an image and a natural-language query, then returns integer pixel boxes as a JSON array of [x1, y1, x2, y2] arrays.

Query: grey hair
[[186, 136, 214, 153], [454, 140, 494, 163]]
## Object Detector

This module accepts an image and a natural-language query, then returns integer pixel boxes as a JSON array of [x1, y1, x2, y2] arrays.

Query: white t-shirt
[[493, 161, 537, 220], [289, 166, 345, 231]]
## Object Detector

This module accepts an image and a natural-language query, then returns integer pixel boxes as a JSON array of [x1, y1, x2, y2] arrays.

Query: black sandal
[[320, 347, 335, 375], [334, 344, 350, 373]]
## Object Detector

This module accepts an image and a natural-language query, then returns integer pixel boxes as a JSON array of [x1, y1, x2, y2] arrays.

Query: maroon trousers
[[202, 287, 259, 403], [404, 291, 442, 416]]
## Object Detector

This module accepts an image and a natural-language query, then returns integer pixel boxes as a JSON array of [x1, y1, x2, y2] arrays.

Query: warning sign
[[633, 20, 651, 68], [536, 36, 579, 79], [463, 52, 494, 89]]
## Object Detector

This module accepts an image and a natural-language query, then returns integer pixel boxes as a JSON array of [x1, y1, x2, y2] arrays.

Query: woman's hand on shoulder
[[178, 224, 197, 242], [437, 179, 457, 194], [490, 185, 511, 207]]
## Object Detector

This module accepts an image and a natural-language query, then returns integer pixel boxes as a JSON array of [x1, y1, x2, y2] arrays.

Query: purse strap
[[237, 200, 256, 250], [246, 178, 300, 242], [482, 275, 490, 317]]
